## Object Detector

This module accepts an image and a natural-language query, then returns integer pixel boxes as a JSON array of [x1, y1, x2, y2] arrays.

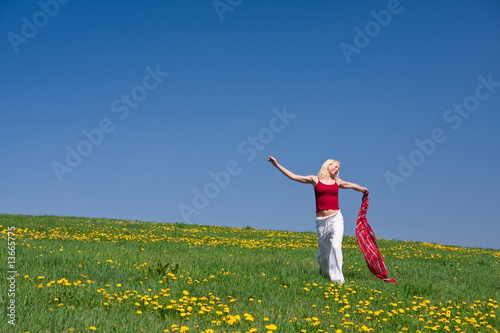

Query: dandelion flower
[[265, 324, 277, 331]]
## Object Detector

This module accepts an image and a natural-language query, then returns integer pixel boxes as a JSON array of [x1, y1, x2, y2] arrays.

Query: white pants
[[315, 211, 345, 284]]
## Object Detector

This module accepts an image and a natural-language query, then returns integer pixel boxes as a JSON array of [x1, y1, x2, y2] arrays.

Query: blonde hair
[[317, 159, 341, 179]]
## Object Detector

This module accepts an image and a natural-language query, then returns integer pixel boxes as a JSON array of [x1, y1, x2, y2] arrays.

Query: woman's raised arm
[[268, 156, 316, 184]]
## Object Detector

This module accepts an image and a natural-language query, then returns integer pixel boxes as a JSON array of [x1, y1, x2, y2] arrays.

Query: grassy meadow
[[0, 214, 499, 333]]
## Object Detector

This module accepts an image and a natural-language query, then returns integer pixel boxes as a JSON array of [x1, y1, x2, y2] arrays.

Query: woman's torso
[[314, 178, 340, 217]]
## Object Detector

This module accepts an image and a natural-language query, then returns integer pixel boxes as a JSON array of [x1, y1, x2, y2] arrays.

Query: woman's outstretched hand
[[268, 156, 278, 167]]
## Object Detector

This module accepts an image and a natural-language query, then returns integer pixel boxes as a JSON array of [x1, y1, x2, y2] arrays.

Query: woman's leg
[[327, 212, 345, 284], [316, 218, 330, 276]]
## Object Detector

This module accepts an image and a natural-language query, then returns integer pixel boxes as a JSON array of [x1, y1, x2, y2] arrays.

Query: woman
[[267, 156, 368, 284]]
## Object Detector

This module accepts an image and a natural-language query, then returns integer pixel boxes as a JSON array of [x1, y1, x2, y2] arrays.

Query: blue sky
[[1, 0, 499, 250]]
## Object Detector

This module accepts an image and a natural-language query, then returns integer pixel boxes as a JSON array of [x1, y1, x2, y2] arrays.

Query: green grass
[[1, 214, 498, 333]]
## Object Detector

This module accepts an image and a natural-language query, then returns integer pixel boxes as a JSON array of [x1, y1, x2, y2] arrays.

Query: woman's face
[[329, 162, 339, 177]]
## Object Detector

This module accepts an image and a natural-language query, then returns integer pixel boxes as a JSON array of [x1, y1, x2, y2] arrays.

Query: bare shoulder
[[307, 175, 319, 186], [336, 178, 344, 185]]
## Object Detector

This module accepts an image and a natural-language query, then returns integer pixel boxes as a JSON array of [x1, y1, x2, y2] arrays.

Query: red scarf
[[356, 191, 397, 283]]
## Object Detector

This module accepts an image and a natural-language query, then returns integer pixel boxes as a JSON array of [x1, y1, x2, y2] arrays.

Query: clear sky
[[1, 0, 499, 250]]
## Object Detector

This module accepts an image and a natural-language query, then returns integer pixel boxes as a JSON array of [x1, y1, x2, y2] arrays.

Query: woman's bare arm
[[268, 156, 316, 184], [338, 178, 368, 193]]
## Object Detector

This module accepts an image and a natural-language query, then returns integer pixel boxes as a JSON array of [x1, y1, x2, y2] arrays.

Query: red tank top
[[314, 179, 339, 212]]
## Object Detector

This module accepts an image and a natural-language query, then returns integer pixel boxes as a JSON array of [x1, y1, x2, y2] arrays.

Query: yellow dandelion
[[265, 324, 277, 331]]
